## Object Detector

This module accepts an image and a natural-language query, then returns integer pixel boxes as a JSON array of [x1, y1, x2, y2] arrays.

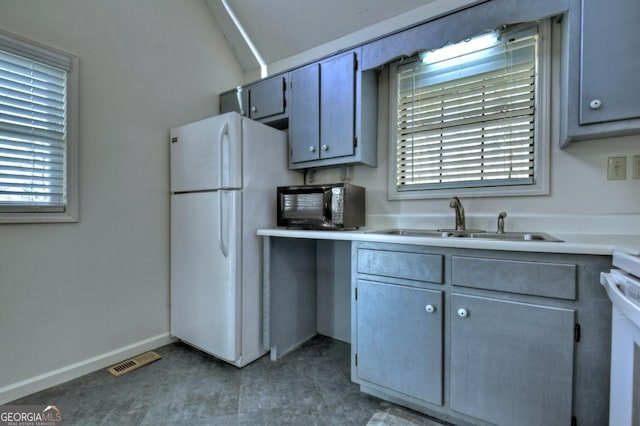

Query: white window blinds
[[395, 27, 538, 191], [0, 47, 68, 210]]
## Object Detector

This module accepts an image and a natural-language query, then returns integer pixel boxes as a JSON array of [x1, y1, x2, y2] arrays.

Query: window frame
[[388, 19, 551, 201], [0, 28, 78, 223]]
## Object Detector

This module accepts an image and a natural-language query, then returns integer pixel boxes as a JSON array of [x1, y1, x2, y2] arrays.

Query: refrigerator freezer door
[[170, 112, 242, 193], [170, 190, 241, 363]]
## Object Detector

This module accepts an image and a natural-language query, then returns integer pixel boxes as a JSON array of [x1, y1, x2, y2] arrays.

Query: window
[[389, 20, 550, 200], [0, 29, 77, 222]]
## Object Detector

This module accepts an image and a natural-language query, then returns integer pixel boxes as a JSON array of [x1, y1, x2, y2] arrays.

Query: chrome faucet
[[449, 197, 465, 231], [497, 212, 507, 234]]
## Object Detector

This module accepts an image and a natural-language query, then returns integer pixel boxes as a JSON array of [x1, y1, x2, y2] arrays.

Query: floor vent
[[107, 351, 161, 377]]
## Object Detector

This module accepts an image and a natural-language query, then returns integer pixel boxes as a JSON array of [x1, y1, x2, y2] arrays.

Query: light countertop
[[257, 228, 640, 256]]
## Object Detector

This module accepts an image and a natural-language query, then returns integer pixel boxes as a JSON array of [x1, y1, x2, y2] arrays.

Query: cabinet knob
[[425, 304, 436, 313], [308, 146, 316, 152], [321, 144, 329, 151], [457, 308, 469, 318], [251, 106, 257, 113], [589, 99, 602, 110]]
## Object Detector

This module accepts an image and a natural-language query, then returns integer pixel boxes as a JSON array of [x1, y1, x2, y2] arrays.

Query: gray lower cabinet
[[352, 241, 611, 426], [450, 293, 575, 426], [356, 280, 443, 405]]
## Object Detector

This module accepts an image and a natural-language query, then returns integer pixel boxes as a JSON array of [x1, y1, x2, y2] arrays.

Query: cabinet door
[[289, 64, 320, 163], [248, 76, 286, 120], [580, 0, 640, 125], [320, 52, 356, 159], [219, 89, 241, 115], [450, 293, 575, 426], [356, 280, 443, 405]]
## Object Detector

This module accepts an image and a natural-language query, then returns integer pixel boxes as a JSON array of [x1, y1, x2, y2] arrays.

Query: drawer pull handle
[[457, 308, 469, 318], [425, 304, 435, 313], [308, 146, 316, 152]]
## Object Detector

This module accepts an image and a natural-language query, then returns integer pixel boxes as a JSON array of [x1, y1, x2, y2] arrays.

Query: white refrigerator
[[170, 112, 299, 367]]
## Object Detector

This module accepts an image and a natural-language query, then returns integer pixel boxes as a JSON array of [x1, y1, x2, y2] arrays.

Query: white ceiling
[[206, 0, 441, 73]]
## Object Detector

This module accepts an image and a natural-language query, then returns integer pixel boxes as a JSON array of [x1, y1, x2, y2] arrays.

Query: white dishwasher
[[601, 251, 640, 426]]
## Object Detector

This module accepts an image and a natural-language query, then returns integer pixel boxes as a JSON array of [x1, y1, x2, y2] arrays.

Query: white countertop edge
[[257, 228, 640, 256]]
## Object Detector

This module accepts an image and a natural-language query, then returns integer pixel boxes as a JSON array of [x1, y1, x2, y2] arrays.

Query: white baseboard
[[0, 333, 175, 405]]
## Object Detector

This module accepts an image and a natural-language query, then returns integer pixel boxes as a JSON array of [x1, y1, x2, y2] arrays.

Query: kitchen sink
[[369, 198, 563, 242], [462, 231, 563, 242], [370, 229, 446, 238], [369, 229, 563, 242]]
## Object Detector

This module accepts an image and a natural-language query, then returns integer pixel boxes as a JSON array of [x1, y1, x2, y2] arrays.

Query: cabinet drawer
[[357, 249, 443, 284], [452, 256, 576, 300]]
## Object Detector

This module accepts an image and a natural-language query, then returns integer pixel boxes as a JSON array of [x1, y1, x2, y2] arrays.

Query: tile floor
[[10, 335, 445, 425]]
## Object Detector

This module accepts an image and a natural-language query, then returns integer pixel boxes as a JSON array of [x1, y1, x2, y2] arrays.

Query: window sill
[[388, 181, 549, 200], [0, 210, 78, 224]]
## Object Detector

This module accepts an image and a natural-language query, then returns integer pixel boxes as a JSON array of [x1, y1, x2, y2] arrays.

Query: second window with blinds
[[388, 20, 551, 200], [0, 29, 77, 222]]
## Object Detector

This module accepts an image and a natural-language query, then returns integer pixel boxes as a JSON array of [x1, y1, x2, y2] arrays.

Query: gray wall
[[0, 0, 243, 402]]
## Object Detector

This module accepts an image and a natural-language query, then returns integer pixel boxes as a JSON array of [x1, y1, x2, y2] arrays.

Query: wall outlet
[[607, 156, 627, 180], [633, 155, 640, 179]]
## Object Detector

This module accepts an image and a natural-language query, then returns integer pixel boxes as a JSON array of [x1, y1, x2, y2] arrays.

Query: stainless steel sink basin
[[463, 232, 563, 242], [370, 229, 447, 237], [369, 229, 563, 242]]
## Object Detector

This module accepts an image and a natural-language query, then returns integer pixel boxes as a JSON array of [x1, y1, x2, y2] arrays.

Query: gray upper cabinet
[[355, 280, 443, 406], [288, 49, 377, 170], [319, 52, 357, 160], [219, 74, 288, 128], [219, 87, 246, 115], [561, 0, 640, 145], [580, 0, 640, 124], [450, 293, 575, 426], [289, 63, 320, 163], [247, 75, 287, 121]]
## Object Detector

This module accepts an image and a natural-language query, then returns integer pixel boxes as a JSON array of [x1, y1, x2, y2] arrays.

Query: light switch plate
[[607, 156, 627, 180], [633, 155, 640, 179]]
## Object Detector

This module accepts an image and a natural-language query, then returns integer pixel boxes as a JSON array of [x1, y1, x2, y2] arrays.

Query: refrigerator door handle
[[219, 191, 229, 258], [218, 121, 229, 188]]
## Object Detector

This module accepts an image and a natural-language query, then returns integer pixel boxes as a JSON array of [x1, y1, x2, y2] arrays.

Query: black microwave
[[277, 183, 365, 230]]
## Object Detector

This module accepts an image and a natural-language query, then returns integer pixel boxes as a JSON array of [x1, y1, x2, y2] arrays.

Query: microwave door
[[279, 190, 329, 227]]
